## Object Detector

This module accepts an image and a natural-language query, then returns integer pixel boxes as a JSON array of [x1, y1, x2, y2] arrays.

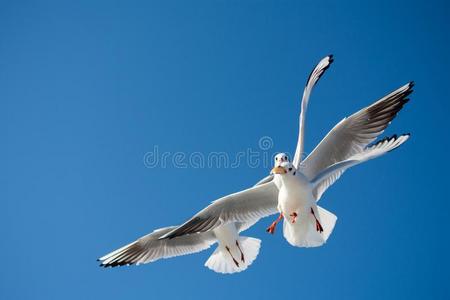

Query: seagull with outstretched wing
[[98, 56, 333, 273], [161, 76, 413, 248], [99, 55, 413, 272], [264, 77, 413, 246]]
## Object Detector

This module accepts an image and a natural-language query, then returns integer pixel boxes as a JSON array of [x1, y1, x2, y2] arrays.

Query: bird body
[[270, 162, 337, 247], [205, 223, 261, 274], [277, 170, 313, 219]]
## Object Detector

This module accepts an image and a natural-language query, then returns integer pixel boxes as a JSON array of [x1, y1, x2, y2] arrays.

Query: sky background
[[3, 1, 450, 299]]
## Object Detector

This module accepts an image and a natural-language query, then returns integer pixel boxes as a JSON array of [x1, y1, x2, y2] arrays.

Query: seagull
[[263, 58, 414, 246], [98, 56, 332, 273], [160, 59, 413, 249], [98, 55, 413, 273], [98, 154, 286, 274], [268, 134, 410, 247]]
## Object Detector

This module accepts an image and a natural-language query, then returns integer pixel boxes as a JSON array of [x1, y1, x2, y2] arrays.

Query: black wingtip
[[370, 134, 402, 148], [305, 54, 335, 86], [327, 54, 334, 63], [404, 81, 414, 93]]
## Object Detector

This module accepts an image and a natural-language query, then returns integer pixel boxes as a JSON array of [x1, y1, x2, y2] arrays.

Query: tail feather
[[283, 206, 337, 247], [204, 237, 260, 274], [317, 206, 337, 242]]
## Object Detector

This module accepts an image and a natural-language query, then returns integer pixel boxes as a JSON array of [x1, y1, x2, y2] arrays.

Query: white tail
[[204, 237, 261, 274], [283, 206, 337, 247]]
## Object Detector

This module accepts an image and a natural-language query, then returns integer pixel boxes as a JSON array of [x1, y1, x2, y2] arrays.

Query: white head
[[274, 153, 290, 167], [271, 161, 297, 176]]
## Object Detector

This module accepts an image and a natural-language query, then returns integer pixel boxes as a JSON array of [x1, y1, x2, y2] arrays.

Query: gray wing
[[235, 219, 260, 233], [293, 55, 334, 168], [98, 226, 216, 267], [310, 134, 410, 200], [160, 181, 279, 239], [299, 82, 413, 180]]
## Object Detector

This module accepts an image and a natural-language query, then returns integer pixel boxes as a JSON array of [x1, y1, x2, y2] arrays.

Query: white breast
[[277, 173, 314, 214]]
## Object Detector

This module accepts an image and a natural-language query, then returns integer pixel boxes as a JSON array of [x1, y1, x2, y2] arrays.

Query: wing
[[98, 226, 216, 267], [292, 55, 334, 168], [311, 134, 410, 200], [160, 181, 279, 239], [235, 219, 260, 233], [299, 82, 413, 179]]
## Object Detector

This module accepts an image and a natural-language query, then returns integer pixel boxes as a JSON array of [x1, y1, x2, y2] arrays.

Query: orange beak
[[271, 166, 287, 174]]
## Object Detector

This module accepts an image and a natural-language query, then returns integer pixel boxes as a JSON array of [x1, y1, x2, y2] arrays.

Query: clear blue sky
[[3, 1, 449, 299]]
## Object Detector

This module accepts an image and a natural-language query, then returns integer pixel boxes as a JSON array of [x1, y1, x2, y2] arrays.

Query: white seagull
[[98, 154, 285, 274], [98, 55, 413, 272], [268, 134, 410, 247], [98, 57, 332, 273], [263, 59, 414, 246], [159, 62, 413, 247]]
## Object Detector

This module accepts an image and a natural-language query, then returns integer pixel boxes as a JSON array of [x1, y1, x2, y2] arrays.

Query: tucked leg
[[236, 241, 245, 263], [266, 213, 283, 234], [310, 208, 324, 233], [289, 212, 298, 223], [225, 246, 239, 267]]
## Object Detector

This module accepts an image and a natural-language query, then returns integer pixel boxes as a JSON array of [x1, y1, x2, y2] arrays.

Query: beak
[[271, 166, 287, 175]]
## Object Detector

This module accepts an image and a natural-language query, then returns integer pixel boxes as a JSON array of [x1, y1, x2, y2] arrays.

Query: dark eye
[[288, 167, 292, 171], [275, 157, 278, 161], [284, 156, 287, 160]]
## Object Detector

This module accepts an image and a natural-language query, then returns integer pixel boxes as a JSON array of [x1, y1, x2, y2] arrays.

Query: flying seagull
[[269, 133, 409, 247], [98, 56, 333, 273], [160, 75, 413, 247], [99, 56, 413, 272], [264, 73, 414, 246]]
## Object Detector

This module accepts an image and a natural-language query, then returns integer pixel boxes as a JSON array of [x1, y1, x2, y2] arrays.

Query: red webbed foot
[[266, 213, 283, 234]]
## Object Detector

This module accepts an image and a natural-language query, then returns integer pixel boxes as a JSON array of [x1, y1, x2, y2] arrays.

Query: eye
[[284, 156, 287, 160], [275, 157, 278, 161]]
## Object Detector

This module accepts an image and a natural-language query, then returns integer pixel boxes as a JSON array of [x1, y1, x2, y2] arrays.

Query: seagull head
[[273, 153, 289, 167], [271, 161, 296, 176]]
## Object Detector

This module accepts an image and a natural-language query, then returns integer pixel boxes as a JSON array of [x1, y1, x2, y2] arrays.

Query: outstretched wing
[[292, 55, 334, 168], [160, 182, 279, 239], [256, 56, 333, 188], [98, 226, 216, 267], [311, 134, 410, 200], [300, 82, 413, 180]]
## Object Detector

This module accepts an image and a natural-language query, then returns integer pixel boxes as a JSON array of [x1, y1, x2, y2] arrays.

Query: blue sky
[[3, 1, 449, 299]]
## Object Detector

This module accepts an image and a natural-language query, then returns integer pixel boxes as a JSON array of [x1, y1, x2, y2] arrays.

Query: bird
[[263, 56, 414, 246], [268, 134, 410, 247], [99, 55, 413, 272], [160, 59, 413, 249], [98, 56, 333, 273], [98, 154, 288, 274]]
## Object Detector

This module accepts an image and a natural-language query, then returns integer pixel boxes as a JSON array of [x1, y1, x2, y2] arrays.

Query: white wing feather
[[292, 55, 334, 167], [160, 182, 279, 239], [300, 82, 413, 180], [311, 134, 410, 200], [98, 226, 216, 267]]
